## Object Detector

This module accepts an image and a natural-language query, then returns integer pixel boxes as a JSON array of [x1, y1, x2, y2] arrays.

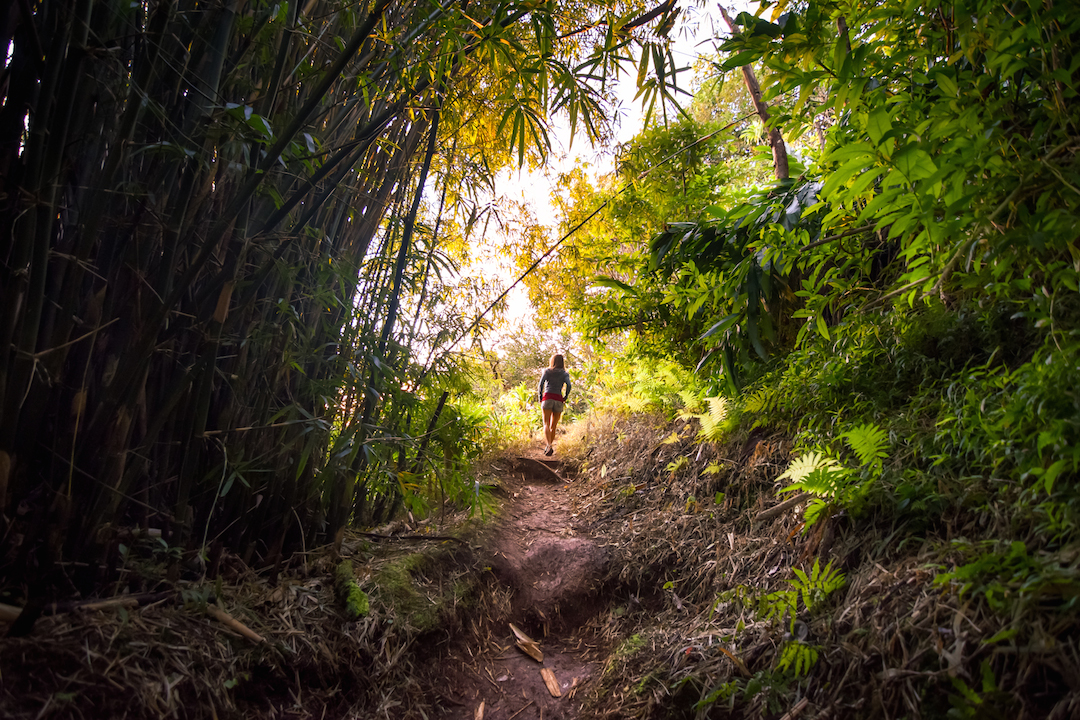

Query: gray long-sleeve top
[[538, 367, 571, 403]]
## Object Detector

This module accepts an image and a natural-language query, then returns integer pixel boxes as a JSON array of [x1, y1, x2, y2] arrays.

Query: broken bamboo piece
[[541, 667, 562, 697], [509, 622, 543, 662], [206, 604, 265, 643], [0, 591, 178, 624], [506, 701, 533, 720], [779, 697, 810, 720]]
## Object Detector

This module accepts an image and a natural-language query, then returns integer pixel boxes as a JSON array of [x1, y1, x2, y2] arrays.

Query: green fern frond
[[777, 641, 819, 677], [791, 558, 846, 610], [677, 388, 704, 414], [666, 456, 689, 475], [813, 558, 846, 595], [804, 497, 830, 525], [696, 396, 730, 443], [777, 452, 838, 485], [779, 452, 849, 498], [625, 394, 651, 413], [744, 385, 778, 415], [707, 396, 728, 425], [842, 422, 889, 469]]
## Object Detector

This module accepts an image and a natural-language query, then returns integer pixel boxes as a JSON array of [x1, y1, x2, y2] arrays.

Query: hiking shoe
[[544, 446, 554, 456]]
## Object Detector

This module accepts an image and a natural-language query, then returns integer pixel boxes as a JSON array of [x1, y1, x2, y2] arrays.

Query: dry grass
[[562, 413, 1080, 719], [4, 411, 1079, 719], [0, 512, 488, 719]]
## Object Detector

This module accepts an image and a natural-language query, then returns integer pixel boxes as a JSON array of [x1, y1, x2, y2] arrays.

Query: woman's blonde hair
[[550, 353, 564, 369]]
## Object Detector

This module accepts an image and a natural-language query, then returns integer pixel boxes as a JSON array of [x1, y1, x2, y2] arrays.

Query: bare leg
[[542, 407, 554, 447], [547, 410, 562, 450]]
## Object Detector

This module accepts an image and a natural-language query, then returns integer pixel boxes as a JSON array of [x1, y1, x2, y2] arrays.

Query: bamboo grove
[[0, 0, 684, 607]]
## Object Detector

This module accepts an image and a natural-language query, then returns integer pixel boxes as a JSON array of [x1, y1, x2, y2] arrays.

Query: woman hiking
[[537, 353, 572, 456]]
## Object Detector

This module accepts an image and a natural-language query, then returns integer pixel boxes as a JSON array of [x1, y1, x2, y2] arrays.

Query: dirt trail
[[431, 452, 608, 720]]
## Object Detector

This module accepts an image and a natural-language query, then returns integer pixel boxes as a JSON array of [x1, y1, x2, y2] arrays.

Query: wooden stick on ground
[[506, 701, 534, 720], [1, 591, 179, 624], [779, 697, 810, 720], [755, 492, 812, 523], [206, 604, 265, 643], [509, 622, 543, 662]]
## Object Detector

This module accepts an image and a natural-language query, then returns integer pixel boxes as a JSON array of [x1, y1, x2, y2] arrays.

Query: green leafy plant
[[790, 559, 846, 612], [694, 680, 739, 711], [775, 641, 819, 678], [947, 661, 1010, 719], [778, 423, 889, 526], [933, 540, 1080, 614], [666, 455, 690, 478], [693, 396, 736, 443]]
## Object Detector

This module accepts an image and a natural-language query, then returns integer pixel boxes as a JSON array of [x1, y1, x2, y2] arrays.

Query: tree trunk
[[719, 6, 789, 181]]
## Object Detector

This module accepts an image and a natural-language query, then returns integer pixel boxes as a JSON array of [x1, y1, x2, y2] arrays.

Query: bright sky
[[467, 2, 757, 354]]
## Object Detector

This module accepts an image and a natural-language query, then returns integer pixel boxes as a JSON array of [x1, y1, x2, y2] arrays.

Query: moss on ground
[[334, 560, 370, 620], [371, 548, 480, 633]]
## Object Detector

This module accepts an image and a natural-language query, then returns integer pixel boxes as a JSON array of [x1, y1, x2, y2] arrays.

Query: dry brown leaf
[[717, 645, 750, 677]]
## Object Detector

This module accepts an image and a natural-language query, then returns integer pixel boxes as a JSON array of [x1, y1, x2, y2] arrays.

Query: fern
[[744, 385, 779, 416], [677, 388, 703, 414], [758, 589, 798, 623], [842, 422, 889, 472], [790, 558, 846, 611], [777, 452, 848, 498], [777, 641, 820, 677], [666, 455, 689, 476], [696, 396, 730, 442]]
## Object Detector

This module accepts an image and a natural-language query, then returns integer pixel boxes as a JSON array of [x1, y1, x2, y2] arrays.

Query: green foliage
[[665, 456, 689, 478], [589, 178, 821, 391], [778, 423, 887, 526], [523, 116, 749, 333], [373, 554, 440, 633], [717, 0, 1080, 319], [590, 355, 711, 418], [775, 641, 819, 678], [605, 633, 648, 675], [946, 661, 1011, 720], [933, 540, 1080, 614], [841, 423, 888, 475], [690, 396, 737, 443], [714, 559, 845, 630], [790, 558, 846, 612], [694, 681, 739, 711], [0, 0, 706, 599]]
